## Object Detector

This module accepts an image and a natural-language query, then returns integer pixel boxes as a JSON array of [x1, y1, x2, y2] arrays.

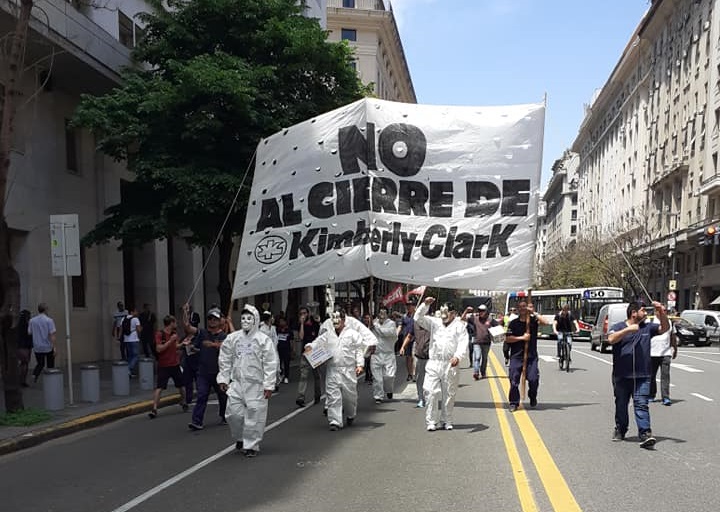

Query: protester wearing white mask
[[218, 304, 278, 457], [371, 307, 398, 403], [414, 297, 467, 431], [305, 310, 365, 430]]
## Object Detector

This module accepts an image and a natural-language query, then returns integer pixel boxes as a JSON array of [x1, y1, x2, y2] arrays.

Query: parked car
[[673, 318, 709, 346], [679, 310, 720, 342], [591, 303, 655, 353]]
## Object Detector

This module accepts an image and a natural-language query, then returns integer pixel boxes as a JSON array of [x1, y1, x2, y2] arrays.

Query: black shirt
[[507, 315, 539, 360], [196, 328, 227, 376]]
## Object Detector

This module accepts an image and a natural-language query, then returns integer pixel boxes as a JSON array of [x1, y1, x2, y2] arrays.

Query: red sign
[[667, 291, 677, 301]]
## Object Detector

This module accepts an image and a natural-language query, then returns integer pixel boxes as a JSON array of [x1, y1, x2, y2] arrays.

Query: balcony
[[699, 174, 720, 196], [328, 0, 388, 10], [650, 157, 689, 189]]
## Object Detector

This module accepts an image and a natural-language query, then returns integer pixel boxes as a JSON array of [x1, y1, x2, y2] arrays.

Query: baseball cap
[[207, 308, 222, 319], [478, 304, 488, 311]]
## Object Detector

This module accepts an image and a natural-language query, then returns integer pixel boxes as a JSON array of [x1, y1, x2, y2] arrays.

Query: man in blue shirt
[[608, 301, 669, 449]]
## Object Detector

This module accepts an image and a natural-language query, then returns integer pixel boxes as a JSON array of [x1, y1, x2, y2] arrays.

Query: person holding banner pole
[[414, 297, 467, 431], [505, 300, 549, 411]]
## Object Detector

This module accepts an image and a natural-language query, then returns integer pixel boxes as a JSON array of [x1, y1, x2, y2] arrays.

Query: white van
[[679, 310, 720, 343], [591, 303, 656, 352]]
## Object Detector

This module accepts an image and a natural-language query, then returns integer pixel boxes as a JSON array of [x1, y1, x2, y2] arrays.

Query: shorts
[[157, 365, 184, 390]]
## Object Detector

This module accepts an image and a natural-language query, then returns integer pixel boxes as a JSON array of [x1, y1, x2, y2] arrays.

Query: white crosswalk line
[[691, 392, 714, 402], [670, 363, 703, 373], [539, 355, 556, 363]]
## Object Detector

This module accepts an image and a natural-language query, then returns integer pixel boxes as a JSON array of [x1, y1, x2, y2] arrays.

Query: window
[[570, 225, 577, 236], [71, 247, 86, 308], [349, 61, 357, 72], [65, 119, 79, 174], [119, 11, 134, 49], [571, 209, 577, 221], [342, 0, 356, 7], [341, 28, 357, 42]]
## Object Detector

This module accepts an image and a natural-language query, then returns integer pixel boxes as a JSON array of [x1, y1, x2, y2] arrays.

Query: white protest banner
[[233, 98, 544, 299]]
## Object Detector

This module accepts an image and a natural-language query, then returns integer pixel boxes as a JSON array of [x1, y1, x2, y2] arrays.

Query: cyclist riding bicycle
[[553, 304, 579, 365]]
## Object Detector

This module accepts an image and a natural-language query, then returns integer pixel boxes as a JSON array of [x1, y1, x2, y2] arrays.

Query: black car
[[673, 318, 709, 346]]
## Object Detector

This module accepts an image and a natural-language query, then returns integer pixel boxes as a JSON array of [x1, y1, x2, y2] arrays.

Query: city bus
[[504, 287, 625, 340]]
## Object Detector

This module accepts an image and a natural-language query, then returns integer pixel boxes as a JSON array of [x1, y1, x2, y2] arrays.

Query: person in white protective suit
[[371, 306, 398, 403], [305, 310, 366, 430], [414, 297, 468, 431], [218, 304, 278, 457]]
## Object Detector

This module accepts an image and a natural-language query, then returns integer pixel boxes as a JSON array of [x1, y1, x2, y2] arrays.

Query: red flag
[[382, 285, 405, 307], [406, 285, 426, 299]]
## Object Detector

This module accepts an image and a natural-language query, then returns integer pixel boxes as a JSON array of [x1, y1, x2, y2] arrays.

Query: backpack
[[122, 316, 133, 336]]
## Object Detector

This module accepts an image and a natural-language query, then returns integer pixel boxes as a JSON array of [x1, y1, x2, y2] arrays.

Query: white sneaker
[[283, 377, 289, 384], [444, 423, 453, 431], [426, 423, 437, 432]]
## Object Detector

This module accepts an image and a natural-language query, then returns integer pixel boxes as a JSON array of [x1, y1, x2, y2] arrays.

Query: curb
[[0, 395, 181, 456]]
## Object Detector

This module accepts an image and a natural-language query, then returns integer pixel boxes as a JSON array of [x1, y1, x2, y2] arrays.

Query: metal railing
[[328, 0, 388, 10]]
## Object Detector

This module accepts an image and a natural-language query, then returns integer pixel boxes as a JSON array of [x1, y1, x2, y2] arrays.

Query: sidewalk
[[0, 360, 180, 456], [0, 357, 305, 456]]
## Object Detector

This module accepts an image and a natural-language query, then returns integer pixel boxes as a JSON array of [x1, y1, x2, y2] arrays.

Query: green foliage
[[0, 408, 52, 426], [74, 0, 365, 249]]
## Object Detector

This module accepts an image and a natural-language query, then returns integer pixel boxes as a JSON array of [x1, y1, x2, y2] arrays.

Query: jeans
[[650, 356, 671, 400], [192, 373, 227, 426], [126, 342, 139, 375], [472, 344, 491, 377], [613, 376, 651, 435], [508, 356, 539, 406], [556, 332, 573, 358]]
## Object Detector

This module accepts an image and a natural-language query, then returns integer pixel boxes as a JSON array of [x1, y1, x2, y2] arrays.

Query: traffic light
[[703, 226, 720, 245]]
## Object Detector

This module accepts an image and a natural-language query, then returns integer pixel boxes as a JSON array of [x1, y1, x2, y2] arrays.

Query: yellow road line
[[489, 351, 582, 512], [486, 364, 538, 512]]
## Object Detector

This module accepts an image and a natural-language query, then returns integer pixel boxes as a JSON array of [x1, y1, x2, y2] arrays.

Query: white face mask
[[240, 313, 255, 333], [440, 305, 450, 321], [331, 312, 342, 328], [378, 310, 387, 321]]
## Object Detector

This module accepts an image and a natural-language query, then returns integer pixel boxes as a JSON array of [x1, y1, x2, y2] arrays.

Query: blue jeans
[[556, 332, 572, 358], [613, 376, 651, 436], [508, 356, 539, 406], [126, 342, 139, 374], [192, 373, 227, 426], [472, 344, 490, 377]]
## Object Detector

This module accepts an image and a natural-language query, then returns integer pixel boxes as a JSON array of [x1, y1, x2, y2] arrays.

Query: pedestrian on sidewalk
[[28, 303, 56, 384], [218, 305, 278, 457], [17, 309, 33, 387], [148, 315, 187, 418], [112, 301, 128, 360], [188, 307, 228, 431], [139, 303, 157, 359], [122, 306, 142, 377]]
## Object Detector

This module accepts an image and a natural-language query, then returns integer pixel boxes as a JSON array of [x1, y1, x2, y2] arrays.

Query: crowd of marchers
[[20, 292, 675, 456]]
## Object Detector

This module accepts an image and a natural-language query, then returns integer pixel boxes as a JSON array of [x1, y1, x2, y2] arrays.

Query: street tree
[[73, 0, 368, 312], [0, 0, 33, 413]]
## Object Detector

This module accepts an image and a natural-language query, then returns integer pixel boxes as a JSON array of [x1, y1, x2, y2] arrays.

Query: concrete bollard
[[138, 358, 154, 391], [80, 364, 100, 403], [43, 368, 64, 411], [112, 360, 130, 396]]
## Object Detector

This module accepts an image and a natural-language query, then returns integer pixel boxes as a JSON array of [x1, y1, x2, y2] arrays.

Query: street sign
[[50, 214, 81, 277], [667, 300, 676, 309], [668, 279, 677, 291], [667, 291, 677, 301]]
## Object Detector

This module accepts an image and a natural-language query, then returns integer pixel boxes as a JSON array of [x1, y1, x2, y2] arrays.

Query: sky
[[389, 0, 652, 187]]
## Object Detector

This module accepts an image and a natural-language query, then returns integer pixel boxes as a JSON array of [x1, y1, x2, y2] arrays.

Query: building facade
[[326, 0, 416, 103], [542, 151, 579, 257], [571, 0, 720, 310]]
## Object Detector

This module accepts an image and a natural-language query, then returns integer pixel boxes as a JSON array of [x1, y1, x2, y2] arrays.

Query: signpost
[[667, 291, 677, 311], [50, 214, 81, 405]]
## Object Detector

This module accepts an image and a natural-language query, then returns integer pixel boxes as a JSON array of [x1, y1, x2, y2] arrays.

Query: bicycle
[[557, 331, 573, 372]]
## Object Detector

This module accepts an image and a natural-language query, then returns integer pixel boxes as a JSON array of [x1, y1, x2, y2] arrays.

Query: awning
[[709, 295, 720, 306]]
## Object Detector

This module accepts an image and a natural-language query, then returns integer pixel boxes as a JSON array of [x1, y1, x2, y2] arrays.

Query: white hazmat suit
[[371, 315, 398, 401], [308, 321, 366, 429], [414, 302, 467, 430], [218, 305, 278, 452]]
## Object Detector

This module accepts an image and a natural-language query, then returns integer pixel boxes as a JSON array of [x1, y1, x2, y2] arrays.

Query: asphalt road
[[2, 341, 719, 512]]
